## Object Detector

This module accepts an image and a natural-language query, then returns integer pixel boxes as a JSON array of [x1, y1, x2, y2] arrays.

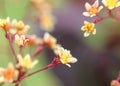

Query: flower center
[[89, 6, 99, 15], [3, 68, 15, 81], [85, 24, 94, 33]]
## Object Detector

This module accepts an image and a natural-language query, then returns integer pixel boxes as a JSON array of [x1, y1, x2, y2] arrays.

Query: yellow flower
[[56, 47, 77, 67], [0, 63, 18, 83], [43, 32, 57, 49], [15, 34, 29, 47], [102, 0, 120, 9], [14, 21, 30, 35], [83, 0, 103, 17], [0, 17, 11, 31], [18, 54, 38, 69], [81, 21, 96, 37], [40, 14, 56, 32]]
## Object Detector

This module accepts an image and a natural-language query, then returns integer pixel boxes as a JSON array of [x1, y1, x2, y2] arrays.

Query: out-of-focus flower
[[81, 21, 96, 37], [15, 34, 29, 47], [0, 63, 18, 83], [0, 17, 11, 31], [13, 21, 30, 35], [17, 54, 38, 69], [31, 0, 56, 32], [40, 14, 56, 32], [27, 35, 40, 46], [102, 0, 120, 9], [111, 80, 120, 86], [43, 32, 57, 49], [83, 0, 103, 17], [55, 47, 77, 67]]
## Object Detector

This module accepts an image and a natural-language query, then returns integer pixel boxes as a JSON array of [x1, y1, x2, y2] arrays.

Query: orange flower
[[83, 0, 103, 17], [27, 35, 40, 46], [0, 63, 18, 83]]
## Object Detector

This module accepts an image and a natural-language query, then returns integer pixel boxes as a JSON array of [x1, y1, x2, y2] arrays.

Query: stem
[[15, 83, 19, 86], [31, 46, 44, 59], [19, 46, 24, 56], [19, 63, 56, 82], [107, 9, 113, 17], [6, 32, 18, 63]]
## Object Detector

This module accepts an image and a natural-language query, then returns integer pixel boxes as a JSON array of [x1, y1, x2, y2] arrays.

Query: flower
[[40, 14, 56, 32], [17, 54, 38, 69], [0, 17, 11, 31], [56, 47, 77, 67], [14, 21, 30, 35], [0, 63, 18, 83], [43, 32, 57, 49], [83, 0, 103, 17], [15, 34, 29, 47], [111, 80, 120, 86], [81, 21, 96, 37], [102, 0, 120, 9], [26, 35, 40, 46]]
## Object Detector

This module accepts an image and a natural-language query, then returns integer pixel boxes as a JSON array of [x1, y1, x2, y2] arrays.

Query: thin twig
[[19, 64, 56, 82], [6, 32, 18, 63]]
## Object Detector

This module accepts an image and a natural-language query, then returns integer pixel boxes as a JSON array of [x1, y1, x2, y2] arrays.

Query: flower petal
[[81, 26, 85, 31], [83, 12, 90, 17], [93, 0, 99, 7], [30, 60, 38, 68], [98, 6, 103, 12], [84, 32, 90, 37], [92, 29, 96, 35], [85, 2, 91, 11]]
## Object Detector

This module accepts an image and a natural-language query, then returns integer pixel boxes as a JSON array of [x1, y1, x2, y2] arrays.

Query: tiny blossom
[[81, 21, 96, 37], [27, 35, 40, 46], [17, 54, 38, 69], [56, 47, 77, 67], [15, 34, 29, 47], [14, 21, 30, 35], [0, 63, 18, 83], [43, 32, 57, 49], [111, 80, 120, 86], [0, 17, 11, 31], [83, 0, 103, 17], [102, 0, 120, 9], [40, 14, 56, 32]]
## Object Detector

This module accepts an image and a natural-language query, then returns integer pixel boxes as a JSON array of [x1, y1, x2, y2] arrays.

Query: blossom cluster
[[0, 17, 77, 86], [81, 0, 120, 37]]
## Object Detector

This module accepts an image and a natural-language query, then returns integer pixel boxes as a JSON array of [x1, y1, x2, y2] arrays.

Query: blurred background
[[0, 0, 120, 86]]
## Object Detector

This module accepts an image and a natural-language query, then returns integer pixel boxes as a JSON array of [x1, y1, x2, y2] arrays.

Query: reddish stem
[[31, 46, 44, 59], [6, 32, 18, 63], [19, 63, 59, 83]]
